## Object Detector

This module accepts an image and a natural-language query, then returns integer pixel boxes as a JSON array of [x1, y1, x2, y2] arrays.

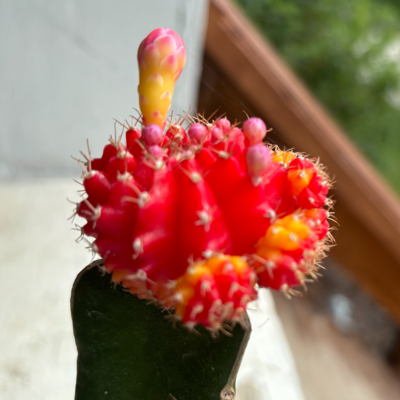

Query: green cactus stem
[[71, 262, 251, 400]]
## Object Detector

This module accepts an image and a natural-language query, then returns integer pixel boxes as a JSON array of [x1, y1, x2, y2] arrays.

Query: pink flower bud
[[147, 145, 163, 159], [137, 28, 185, 65], [246, 144, 272, 178], [181, 150, 194, 159], [242, 117, 267, 146], [216, 118, 231, 133], [210, 126, 224, 143], [188, 123, 208, 144], [142, 124, 163, 146]]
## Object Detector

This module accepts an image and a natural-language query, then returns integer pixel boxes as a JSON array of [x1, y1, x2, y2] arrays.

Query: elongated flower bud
[[137, 28, 186, 128]]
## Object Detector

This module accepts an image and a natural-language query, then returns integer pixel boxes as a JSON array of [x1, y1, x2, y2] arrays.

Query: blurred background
[[2, 0, 400, 399]]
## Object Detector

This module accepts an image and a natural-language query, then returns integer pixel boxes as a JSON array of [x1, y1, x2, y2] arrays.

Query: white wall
[[0, 0, 208, 179]]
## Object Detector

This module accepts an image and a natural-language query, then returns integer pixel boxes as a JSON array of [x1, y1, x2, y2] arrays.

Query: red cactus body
[[72, 28, 334, 332]]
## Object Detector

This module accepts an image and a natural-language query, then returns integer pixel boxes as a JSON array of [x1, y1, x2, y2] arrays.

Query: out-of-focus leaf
[[235, 0, 400, 193]]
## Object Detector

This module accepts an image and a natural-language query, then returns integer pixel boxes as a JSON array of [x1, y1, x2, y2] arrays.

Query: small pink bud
[[142, 124, 163, 146], [242, 117, 267, 146], [210, 126, 224, 143], [246, 144, 271, 178], [181, 149, 194, 159], [147, 145, 163, 159], [188, 123, 208, 144], [216, 118, 231, 133]]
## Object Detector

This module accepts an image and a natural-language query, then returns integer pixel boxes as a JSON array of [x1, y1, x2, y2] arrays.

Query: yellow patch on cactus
[[257, 214, 310, 251], [287, 168, 314, 196], [206, 255, 249, 276], [255, 247, 283, 262], [271, 150, 296, 165], [174, 264, 210, 317]]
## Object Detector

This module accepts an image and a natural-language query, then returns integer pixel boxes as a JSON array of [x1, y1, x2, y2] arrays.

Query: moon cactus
[[72, 28, 334, 333]]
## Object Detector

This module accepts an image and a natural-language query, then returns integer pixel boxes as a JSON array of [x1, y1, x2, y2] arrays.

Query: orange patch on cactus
[[271, 149, 296, 165], [253, 210, 329, 292], [257, 214, 310, 252]]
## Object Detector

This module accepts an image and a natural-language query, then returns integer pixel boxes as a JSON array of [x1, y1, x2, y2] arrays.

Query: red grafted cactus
[[72, 28, 334, 332]]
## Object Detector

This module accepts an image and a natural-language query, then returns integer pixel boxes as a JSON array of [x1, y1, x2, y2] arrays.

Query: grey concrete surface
[[0, 179, 92, 399], [0, 0, 208, 179]]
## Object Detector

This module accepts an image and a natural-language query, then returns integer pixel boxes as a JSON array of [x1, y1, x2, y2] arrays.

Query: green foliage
[[71, 264, 248, 400], [236, 0, 400, 193]]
